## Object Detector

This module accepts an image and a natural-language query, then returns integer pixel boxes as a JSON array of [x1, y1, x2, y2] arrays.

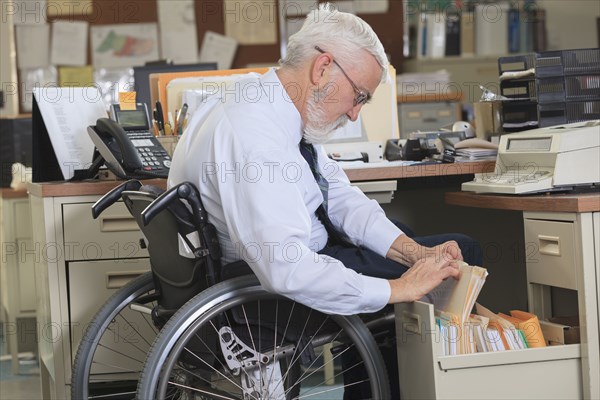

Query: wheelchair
[[71, 180, 393, 399]]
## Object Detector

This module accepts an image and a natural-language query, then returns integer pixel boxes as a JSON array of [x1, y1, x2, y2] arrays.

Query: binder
[[460, 11, 475, 56], [426, 12, 446, 58], [508, 8, 521, 53], [475, 2, 509, 56], [445, 13, 461, 56]]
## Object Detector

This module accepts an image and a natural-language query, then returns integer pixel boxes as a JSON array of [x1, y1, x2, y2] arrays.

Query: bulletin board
[[45, 0, 404, 69]]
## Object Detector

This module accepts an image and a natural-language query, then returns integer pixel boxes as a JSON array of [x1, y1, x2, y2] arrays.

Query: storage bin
[[395, 301, 583, 399], [498, 54, 536, 75], [537, 74, 600, 103], [501, 100, 538, 131], [500, 78, 536, 100], [535, 48, 600, 78], [538, 100, 600, 127]]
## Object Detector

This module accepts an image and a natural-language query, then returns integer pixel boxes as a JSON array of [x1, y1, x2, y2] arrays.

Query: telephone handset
[[87, 116, 171, 179]]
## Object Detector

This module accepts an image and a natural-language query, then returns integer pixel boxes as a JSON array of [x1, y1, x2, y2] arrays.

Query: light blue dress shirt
[[168, 68, 403, 315]]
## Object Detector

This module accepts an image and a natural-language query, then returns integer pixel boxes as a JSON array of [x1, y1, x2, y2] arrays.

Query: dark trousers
[[318, 221, 483, 399]]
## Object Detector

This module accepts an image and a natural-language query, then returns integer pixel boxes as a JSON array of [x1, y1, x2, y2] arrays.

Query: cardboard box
[[473, 101, 503, 139], [540, 316, 581, 345]]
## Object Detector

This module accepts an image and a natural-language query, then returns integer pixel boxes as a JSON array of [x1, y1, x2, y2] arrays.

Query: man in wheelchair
[[158, 4, 482, 399]]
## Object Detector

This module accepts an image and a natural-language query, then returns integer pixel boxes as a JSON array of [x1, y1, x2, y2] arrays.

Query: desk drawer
[[396, 301, 582, 399], [62, 202, 149, 261], [524, 218, 577, 290], [67, 258, 151, 381]]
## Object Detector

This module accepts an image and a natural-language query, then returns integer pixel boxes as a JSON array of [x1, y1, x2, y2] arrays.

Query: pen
[[155, 101, 165, 135], [173, 108, 179, 136], [178, 103, 188, 135], [167, 111, 174, 135]]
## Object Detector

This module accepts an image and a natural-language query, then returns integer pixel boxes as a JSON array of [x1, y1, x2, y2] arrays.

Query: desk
[[28, 163, 492, 399], [29, 180, 164, 400], [345, 160, 494, 182], [0, 188, 35, 374], [446, 191, 600, 400]]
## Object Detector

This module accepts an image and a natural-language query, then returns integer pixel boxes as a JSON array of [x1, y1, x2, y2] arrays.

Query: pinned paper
[[119, 92, 137, 110], [58, 66, 94, 87]]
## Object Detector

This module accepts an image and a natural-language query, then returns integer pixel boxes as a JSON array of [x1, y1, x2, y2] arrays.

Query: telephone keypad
[[129, 131, 171, 173]]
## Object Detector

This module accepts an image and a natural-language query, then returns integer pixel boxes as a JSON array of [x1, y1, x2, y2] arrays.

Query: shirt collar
[[260, 68, 304, 145]]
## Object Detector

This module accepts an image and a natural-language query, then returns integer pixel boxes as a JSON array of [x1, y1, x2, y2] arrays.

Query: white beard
[[303, 87, 349, 144]]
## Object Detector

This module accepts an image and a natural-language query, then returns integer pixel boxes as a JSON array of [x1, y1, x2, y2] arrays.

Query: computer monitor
[[133, 63, 217, 109]]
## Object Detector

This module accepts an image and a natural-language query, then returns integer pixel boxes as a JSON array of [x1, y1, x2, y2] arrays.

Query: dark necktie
[[299, 139, 351, 247]]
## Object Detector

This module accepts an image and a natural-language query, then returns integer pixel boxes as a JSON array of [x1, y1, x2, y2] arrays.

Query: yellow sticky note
[[58, 66, 94, 87], [119, 92, 137, 110]]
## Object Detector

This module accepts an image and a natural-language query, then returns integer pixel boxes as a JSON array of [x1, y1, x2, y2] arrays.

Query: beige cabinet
[[524, 211, 600, 400], [402, 56, 501, 104], [396, 302, 582, 399], [0, 190, 36, 374], [29, 183, 152, 400], [396, 204, 599, 399], [398, 101, 461, 138]]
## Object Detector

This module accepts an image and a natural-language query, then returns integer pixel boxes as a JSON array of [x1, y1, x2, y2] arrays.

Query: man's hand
[[424, 240, 463, 263], [387, 257, 461, 304], [386, 235, 463, 267]]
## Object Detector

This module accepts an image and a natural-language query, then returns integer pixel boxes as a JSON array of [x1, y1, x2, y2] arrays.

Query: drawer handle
[[100, 215, 138, 232], [106, 271, 146, 289], [538, 235, 561, 256], [402, 311, 421, 335], [407, 111, 421, 118]]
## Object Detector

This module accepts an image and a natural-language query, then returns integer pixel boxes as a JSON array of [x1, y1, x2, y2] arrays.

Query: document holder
[[395, 301, 583, 399]]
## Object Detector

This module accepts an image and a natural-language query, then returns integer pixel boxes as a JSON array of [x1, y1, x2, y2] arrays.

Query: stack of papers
[[435, 262, 488, 355], [454, 148, 498, 162]]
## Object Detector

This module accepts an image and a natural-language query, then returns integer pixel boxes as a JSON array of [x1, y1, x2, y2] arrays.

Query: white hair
[[280, 3, 389, 82]]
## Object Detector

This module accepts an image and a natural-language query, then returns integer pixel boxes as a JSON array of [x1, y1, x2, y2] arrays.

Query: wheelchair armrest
[[141, 182, 207, 227], [92, 179, 143, 219]]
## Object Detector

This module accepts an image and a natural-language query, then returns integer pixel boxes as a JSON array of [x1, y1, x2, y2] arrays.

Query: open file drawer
[[395, 301, 582, 399]]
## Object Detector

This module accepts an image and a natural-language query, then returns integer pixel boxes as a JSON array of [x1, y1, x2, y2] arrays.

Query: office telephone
[[87, 105, 171, 179]]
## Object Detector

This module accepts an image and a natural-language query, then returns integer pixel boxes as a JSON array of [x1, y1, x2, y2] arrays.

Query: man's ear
[[311, 52, 332, 85]]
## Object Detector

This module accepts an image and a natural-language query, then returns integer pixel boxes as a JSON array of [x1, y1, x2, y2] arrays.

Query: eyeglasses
[[315, 46, 371, 107]]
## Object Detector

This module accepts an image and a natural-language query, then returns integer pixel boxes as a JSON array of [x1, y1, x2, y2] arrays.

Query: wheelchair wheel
[[138, 274, 390, 399], [72, 272, 160, 399]]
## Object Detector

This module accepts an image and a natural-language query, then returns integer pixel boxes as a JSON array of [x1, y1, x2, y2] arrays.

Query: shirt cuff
[[357, 275, 391, 313], [364, 218, 403, 258]]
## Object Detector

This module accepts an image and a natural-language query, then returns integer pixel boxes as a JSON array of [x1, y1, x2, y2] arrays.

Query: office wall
[[37, 0, 404, 69], [539, 0, 600, 50], [0, 0, 19, 116]]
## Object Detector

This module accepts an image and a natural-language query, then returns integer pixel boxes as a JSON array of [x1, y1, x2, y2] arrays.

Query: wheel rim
[[150, 285, 385, 399]]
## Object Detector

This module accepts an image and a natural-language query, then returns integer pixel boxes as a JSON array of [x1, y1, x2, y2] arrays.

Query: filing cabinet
[[398, 102, 460, 138], [524, 216, 578, 292], [29, 183, 154, 400], [0, 189, 36, 374], [396, 301, 583, 399], [423, 193, 600, 399]]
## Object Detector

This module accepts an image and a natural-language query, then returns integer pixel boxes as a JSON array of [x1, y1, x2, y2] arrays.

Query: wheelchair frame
[[71, 180, 392, 399]]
